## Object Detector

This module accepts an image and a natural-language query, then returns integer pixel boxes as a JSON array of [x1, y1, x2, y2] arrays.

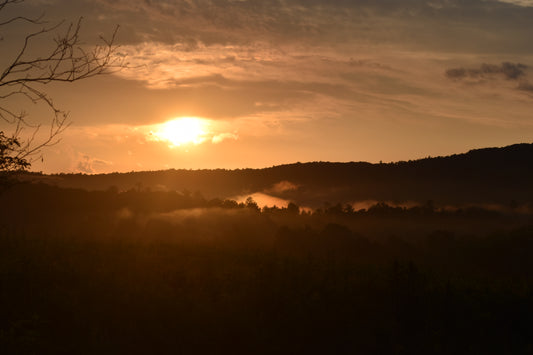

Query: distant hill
[[18, 143, 533, 207]]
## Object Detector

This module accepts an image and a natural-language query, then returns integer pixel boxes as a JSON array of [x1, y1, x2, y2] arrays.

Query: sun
[[153, 117, 209, 147]]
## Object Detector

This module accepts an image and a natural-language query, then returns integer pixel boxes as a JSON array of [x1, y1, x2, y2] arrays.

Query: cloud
[[266, 181, 300, 194], [88, 0, 533, 129], [89, 0, 533, 54], [518, 80, 533, 92], [212, 132, 238, 144], [76, 154, 113, 174], [497, 0, 533, 6], [446, 62, 528, 80], [94, 0, 533, 129], [445, 62, 533, 97]]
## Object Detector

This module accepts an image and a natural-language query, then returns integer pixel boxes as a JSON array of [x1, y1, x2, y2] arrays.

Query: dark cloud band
[[446, 62, 528, 80]]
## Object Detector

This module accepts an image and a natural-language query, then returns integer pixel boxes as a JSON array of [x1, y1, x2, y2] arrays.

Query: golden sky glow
[[2, 0, 533, 174]]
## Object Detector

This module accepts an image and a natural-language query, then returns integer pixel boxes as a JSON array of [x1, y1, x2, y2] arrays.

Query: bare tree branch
[[0, 0, 125, 172]]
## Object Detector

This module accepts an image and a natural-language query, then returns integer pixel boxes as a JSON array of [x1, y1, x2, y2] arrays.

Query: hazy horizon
[[20, 141, 528, 175]]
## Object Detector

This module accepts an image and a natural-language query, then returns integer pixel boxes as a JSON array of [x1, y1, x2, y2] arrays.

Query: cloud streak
[[212, 132, 238, 144], [446, 62, 528, 80], [94, 0, 533, 51], [445, 62, 533, 96], [497, 0, 533, 7], [76, 154, 113, 174]]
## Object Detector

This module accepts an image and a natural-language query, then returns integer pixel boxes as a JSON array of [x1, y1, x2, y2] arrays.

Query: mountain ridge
[[16, 142, 533, 206]]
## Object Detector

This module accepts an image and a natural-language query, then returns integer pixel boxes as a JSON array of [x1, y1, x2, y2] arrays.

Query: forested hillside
[[2, 143, 533, 353], [19, 143, 533, 207]]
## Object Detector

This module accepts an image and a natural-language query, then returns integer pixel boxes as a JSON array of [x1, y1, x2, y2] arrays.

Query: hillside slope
[[19, 143, 533, 206]]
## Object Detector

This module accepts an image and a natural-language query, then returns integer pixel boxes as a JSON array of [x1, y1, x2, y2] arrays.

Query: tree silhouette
[[0, 0, 123, 171], [0, 130, 29, 171]]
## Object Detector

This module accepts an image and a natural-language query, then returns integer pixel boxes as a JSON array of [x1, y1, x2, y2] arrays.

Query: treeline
[[14, 143, 533, 206], [2, 181, 531, 218], [1, 181, 531, 245]]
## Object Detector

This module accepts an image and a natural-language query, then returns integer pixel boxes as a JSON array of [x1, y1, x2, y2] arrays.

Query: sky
[[1, 0, 533, 174]]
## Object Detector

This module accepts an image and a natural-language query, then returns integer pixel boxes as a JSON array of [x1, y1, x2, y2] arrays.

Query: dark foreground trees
[[1, 221, 532, 354], [1, 182, 533, 353]]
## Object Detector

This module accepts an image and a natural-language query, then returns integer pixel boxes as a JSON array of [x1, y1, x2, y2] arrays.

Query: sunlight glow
[[153, 117, 209, 147]]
